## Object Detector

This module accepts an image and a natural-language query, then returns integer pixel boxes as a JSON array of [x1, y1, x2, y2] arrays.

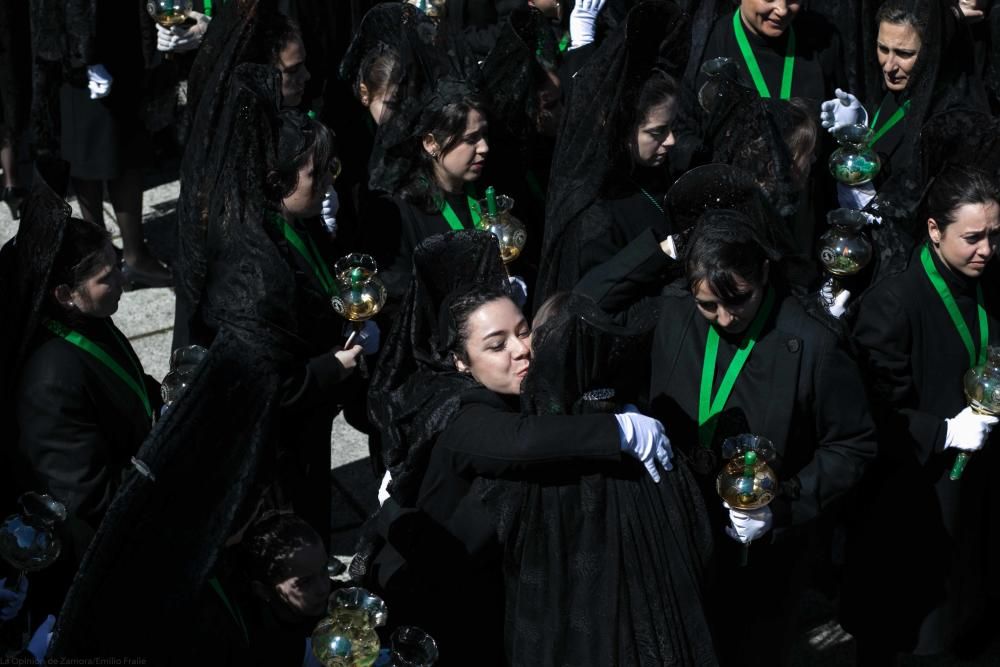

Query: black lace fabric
[[369, 230, 510, 507], [536, 0, 690, 302], [481, 6, 558, 147], [474, 293, 716, 666]]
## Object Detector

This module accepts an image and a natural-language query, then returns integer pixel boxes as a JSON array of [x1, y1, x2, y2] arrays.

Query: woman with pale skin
[[843, 165, 1000, 662]]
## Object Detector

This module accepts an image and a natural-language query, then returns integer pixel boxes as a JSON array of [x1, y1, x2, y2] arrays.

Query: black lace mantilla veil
[[481, 6, 558, 147], [472, 293, 716, 666], [536, 0, 691, 305], [0, 158, 72, 507], [369, 230, 510, 507], [365, 3, 481, 198]]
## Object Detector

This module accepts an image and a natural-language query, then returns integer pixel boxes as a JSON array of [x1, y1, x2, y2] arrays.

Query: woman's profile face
[[877, 21, 921, 92], [632, 99, 677, 168], [269, 540, 331, 618], [277, 38, 311, 108], [426, 109, 489, 192], [928, 200, 1000, 279], [281, 151, 333, 219], [455, 297, 532, 396], [57, 243, 124, 319], [691, 265, 769, 335]]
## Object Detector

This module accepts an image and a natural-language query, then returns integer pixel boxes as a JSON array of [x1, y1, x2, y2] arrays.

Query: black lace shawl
[[369, 230, 510, 507], [475, 293, 717, 666], [536, 0, 690, 303]]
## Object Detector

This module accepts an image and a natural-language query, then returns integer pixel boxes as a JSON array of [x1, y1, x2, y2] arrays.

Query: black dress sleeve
[[435, 390, 622, 479], [852, 283, 947, 465], [575, 227, 675, 322]]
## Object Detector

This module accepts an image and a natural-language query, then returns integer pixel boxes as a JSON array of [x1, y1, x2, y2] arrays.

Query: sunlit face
[[269, 541, 331, 618], [877, 21, 922, 92], [633, 99, 677, 168], [277, 38, 310, 108], [739, 0, 802, 39], [454, 298, 532, 396], [691, 267, 769, 335], [928, 201, 1000, 279], [55, 243, 124, 319], [281, 152, 334, 219], [424, 109, 489, 193]]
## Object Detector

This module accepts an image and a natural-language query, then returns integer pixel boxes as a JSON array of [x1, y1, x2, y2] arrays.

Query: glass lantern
[[828, 124, 881, 186]]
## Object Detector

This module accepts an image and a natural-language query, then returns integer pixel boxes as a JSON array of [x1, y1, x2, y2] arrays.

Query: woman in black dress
[[538, 0, 690, 300], [360, 231, 679, 665], [1, 165, 160, 616], [577, 207, 877, 665], [842, 164, 1000, 661]]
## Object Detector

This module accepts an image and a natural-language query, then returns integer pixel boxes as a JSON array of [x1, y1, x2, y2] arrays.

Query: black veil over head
[[370, 230, 510, 506], [521, 292, 659, 417], [0, 158, 72, 508], [481, 6, 559, 146], [365, 3, 481, 198], [860, 0, 989, 222], [537, 0, 691, 302]]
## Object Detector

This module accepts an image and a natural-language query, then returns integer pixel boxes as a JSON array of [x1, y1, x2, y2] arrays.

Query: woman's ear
[[422, 133, 441, 159], [358, 82, 371, 107], [928, 218, 942, 245], [53, 284, 75, 310]]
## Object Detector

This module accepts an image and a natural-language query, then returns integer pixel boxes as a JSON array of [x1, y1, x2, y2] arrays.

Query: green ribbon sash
[[868, 98, 910, 148], [439, 185, 482, 231], [45, 320, 152, 420], [697, 288, 776, 448], [732, 11, 796, 100], [270, 213, 336, 297], [920, 245, 988, 368]]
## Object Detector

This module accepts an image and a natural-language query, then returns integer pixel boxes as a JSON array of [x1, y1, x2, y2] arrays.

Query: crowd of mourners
[[2, 0, 1000, 665]]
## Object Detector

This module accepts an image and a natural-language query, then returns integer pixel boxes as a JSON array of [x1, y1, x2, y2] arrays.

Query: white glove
[[724, 502, 773, 544], [819, 279, 851, 319], [508, 275, 528, 307], [321, 186, 339, 237], [156, 11, 210, 53], [836, 181, 877, 211], [945, 407, 998, 452], [615, 404, 673, 483], [820, 88, 868, 133], [377, 470, 392, 506], [27, 614, 55, 664], [87, 64, 113, 100], [0, 576, 27, 622], [569, 0, 606, 49]]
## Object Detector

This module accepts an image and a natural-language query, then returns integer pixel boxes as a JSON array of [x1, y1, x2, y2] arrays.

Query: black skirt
[[59, 81, 150, 180]]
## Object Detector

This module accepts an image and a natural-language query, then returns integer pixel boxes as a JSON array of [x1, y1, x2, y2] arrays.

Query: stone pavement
[[4, 171, 998, 666]]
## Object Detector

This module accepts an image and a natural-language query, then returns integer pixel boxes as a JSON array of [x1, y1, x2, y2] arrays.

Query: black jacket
[[842, 248, 1000, 654], [576, 229, 877, 536]]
